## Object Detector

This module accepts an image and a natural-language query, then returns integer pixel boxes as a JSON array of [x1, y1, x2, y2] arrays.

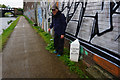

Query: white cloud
[[0, 0, 23, 8]]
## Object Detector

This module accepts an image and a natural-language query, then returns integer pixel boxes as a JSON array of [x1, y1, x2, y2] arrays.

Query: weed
[[46, 41, 54, 51]]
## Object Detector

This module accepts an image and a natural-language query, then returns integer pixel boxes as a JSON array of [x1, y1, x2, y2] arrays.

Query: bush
[[7, 20, 13, 25]]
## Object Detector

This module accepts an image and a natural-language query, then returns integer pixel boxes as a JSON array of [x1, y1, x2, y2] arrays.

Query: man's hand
[[61, 35, 64, 39], [48, 28, 51, 32]]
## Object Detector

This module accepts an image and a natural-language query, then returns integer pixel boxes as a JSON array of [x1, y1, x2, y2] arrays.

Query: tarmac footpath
[[2, 16, 78, 78]]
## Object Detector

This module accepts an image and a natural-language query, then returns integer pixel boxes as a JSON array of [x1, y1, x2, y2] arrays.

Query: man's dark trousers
[[54, 34, 64, 55]]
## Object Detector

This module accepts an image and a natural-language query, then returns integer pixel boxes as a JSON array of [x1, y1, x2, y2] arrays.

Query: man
[[48, 4, 67, 57]]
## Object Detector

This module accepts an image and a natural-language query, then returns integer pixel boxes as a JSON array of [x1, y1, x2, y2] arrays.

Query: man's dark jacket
[[50, 11, 67, 35]]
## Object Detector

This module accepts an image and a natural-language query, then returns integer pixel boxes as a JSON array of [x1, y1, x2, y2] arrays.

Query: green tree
[[17, 8, 23, 11], [2, 4, 7, 8]]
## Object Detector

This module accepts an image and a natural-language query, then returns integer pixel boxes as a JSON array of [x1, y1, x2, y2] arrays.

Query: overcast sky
[[0, 0, 23, 8]]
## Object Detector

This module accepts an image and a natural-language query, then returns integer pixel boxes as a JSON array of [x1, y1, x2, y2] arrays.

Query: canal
[[0, 17, 16, 35]]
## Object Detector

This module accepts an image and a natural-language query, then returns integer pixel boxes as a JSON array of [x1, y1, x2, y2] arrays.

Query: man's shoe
[[53, 51, 57, 54], [57, 54, 61, 57]]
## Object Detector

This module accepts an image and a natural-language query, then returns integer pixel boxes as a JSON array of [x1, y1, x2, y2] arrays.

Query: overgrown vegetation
[[7, 20, 13, 25], [0, 16, 20, 52], [59, 55, 88, 78], [24, 15, 91, 78]]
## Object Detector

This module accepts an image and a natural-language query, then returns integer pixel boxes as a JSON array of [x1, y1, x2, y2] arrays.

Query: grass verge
[[0, 16, 20, 52], [24, 15, 91, 79]]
